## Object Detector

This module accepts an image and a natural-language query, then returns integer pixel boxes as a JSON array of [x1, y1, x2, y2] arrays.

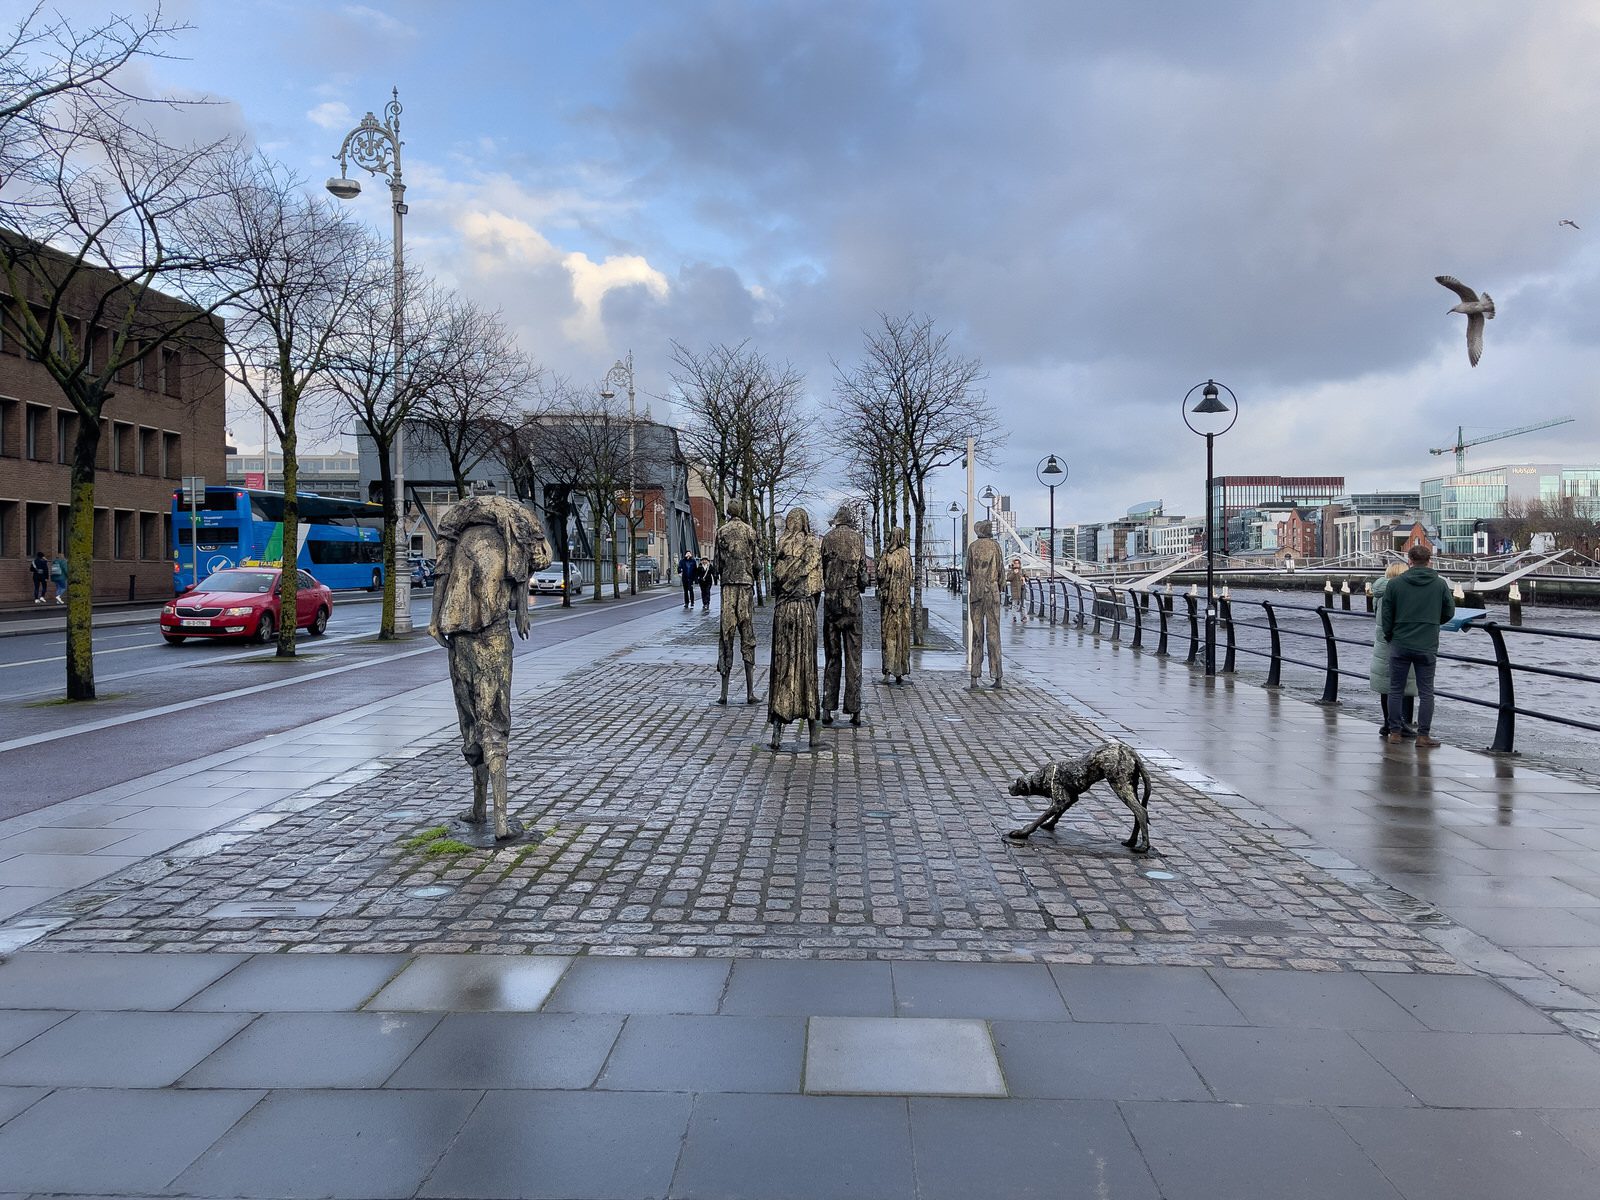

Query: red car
[[160, 566, 332, 645]]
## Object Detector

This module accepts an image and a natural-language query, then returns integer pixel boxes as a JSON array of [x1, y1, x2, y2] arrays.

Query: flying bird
[[1436, 275, 1494, 367], [1560, 219, 1581, 230]]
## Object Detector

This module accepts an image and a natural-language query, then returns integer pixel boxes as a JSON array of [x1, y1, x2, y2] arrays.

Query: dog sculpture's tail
[[1136, 756, 1152, 809]]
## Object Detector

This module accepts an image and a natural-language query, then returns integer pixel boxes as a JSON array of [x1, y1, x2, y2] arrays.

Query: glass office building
[[1421, 463, 1600, 553], [1211, 476, 1345, 552]]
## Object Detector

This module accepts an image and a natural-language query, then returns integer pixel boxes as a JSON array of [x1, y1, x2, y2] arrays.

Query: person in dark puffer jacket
[[1379, 542, 1455, 748]]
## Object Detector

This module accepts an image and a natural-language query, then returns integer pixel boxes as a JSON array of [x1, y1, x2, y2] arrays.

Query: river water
[[1099, 585, 1600, 782]]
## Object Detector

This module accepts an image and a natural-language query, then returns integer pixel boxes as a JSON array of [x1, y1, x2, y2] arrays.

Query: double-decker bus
[[172, 487, 386, 593]]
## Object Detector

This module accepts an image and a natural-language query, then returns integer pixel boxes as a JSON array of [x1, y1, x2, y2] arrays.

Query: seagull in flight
[[1436, 276, 1494, 367], [1560, 219, 1581, 230]]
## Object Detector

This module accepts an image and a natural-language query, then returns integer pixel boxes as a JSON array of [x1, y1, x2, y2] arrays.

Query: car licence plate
[[181, 618, 210, 627]]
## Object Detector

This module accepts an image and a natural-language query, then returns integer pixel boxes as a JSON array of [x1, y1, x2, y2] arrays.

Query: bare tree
[[831, 313, 1000, 636], [322, 267, 454, 637], [197, 153, 378, 657], [0, 32, 236, 698], [530, 387, 632, 602]]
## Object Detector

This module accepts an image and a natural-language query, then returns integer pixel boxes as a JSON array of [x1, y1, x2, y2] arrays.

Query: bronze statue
[[966, 518, 1003, 689], [428, 494, 551, 840], [820, 504, 868, 725], [877, 525, 912, 684], [713, 499, 759, 705], [1004, 743, 1154, 854], [767, 507, 822, 750]]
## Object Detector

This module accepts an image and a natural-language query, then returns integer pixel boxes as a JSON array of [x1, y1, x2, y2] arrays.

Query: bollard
[[1528, 579, 1537, 607], [1452, 583, 1466, 603], [1339, 580, 1351, 611], [1508, 582, 1522, 627], [1324, 579, 1334, 607], [1364, 583, 1373, 613]]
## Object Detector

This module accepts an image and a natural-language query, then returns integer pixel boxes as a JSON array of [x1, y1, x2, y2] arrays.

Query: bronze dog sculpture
[[1005, 743, 1154, 854]]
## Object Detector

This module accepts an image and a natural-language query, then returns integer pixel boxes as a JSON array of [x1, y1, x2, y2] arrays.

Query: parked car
[[635, 556, 659, 586], [160, 566, 332, 645], [531, 562, 585, 595]]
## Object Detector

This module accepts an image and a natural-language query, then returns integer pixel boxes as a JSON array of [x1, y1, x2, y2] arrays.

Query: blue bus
[[172, 487, 387, 592]]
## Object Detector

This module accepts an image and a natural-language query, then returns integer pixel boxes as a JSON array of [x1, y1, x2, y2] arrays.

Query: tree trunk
[[65, 410, 102, 700], [375, 438, 398, 639], [276, 397, 299, 658], [609, 512, 621, 599], [590, 505, 604, 601]]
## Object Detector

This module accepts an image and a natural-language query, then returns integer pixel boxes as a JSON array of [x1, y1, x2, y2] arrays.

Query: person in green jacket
[[1369, 563, 1417, 739], [1379, 542, 1455, 747]]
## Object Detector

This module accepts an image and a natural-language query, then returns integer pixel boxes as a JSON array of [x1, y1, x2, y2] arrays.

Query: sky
[[60, 0, 1600, 527]]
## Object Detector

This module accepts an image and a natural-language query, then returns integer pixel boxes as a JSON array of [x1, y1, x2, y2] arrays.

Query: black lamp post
[[1036, 454, 1066, 574], [979, 484, 997, 524], [1183, 379, 1238, 676], [948, 501, 962, 591]]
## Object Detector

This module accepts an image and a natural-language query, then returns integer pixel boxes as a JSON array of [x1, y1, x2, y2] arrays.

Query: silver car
[[531, 562, 585, 594]]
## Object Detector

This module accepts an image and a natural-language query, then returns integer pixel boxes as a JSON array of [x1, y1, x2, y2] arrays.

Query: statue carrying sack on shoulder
[[428, 494, 550, 840], [713, 499, 760, 705]]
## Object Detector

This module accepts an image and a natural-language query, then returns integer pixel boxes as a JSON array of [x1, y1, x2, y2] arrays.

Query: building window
[[0, 500, 15, 556], [114, 422, 135, 472], [139, 511, 161, 560], [24, 404, 49, 461], [113, 510, 133, 559], [56, 505, 70, 554], [0, 298, 17, 356], [162, 431, 182, 478], [92, 507, 109, 559], [56, 411, 76, 465], [95, 419, 110, 471], [162, 348, 182, 398], [0, 398, 16, 457], [26, 503, 49, 556], [139, 427, 159, 475]]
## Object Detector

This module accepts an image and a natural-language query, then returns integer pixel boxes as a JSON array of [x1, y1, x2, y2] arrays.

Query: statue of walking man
[[428, 494, 550, 840], [966, 518, 1003, 689], [714, 499, 759, 705], [878, 526, 912, 684], [768, 508, 823, 750], [820, 504, 868, 725]]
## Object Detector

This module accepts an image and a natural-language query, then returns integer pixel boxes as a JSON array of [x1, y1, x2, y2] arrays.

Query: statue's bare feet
[[1005, 828, 1031, 841], [458, 809, 487, 826], [822, 712, 833, 726], [494, 816, 525, 842], [850, 713, 861, 726], [808, 719, 821, 749], [769, 723, 782, 750]]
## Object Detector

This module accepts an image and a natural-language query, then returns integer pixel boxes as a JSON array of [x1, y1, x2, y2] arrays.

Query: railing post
[[1155, 593, 1170, 656], [1262, 600, 1282, 688], [1220, 594, 1236, 674], [1131, 588, 1144, 649], [1184, 592, 1199, 664], [1091, 587, 1104, 636], [1072, 581, 1087, 628], [1315, 605, 1339, 705], [1110, 587, 1122, 642], [1483, 620, 1518, 755]]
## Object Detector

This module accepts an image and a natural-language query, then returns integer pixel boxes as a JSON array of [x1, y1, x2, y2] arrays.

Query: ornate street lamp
[[600, 351, 637, 594], [948, 501, 963, 590], [1182, 379, 1238, 676], [328, 88, 412, 634], [979, 484, 997, 524], [1036, 454, 1066, 574]]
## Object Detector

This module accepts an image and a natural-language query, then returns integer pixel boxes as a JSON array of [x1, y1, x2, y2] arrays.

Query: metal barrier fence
[[1023, 576, 1600, 756]]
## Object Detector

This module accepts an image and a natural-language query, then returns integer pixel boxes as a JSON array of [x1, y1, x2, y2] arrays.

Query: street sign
[[182, 475, 206, 505]]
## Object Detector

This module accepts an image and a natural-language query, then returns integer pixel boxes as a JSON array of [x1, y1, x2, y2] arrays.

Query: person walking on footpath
[[696, 556, 715, 611], [1380, 543, 1455, 748], [29, 550, 48, 603], [1369, 562, 1416, 739], [678, 549, 698, 610], [50, 552, 67, 604], [1007, 558, 1027, 622]]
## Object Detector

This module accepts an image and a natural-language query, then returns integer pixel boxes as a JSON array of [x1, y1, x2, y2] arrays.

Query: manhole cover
[[408, 885, 453, 899], [1143, 870, 1176, 880], [1191, 916, 1306, 935], [1363, 887, 1450, 924], [204, 900, 336, 919]]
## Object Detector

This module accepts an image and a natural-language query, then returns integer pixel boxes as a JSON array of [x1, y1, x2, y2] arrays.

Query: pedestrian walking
[[29, 550, 48, 603], [696, 556, 715, 611], [1369, 563, 1416, 739], [1007, 558, 1027, 622], [1380, 543, 1455, 748], [678, 549, 698, 609], [50, 552, 67, 604]]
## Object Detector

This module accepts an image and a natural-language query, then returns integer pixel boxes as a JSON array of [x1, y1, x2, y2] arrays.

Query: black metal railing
[[1021, 576, 1600, 756]]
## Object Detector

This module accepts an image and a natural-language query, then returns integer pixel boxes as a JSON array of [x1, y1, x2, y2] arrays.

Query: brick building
[[0, 247, 226, 605]]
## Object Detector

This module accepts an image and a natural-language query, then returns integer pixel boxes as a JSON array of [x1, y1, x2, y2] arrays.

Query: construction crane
[[1429, 416, 1576, 474]]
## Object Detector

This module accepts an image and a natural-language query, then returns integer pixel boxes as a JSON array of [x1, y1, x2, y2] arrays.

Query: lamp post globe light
[[979, 484, 997, 523], [599, 351, 638, 594], [1036, 454, 1066, 575], [328, 88, 412, 634], [1182, 379, 1238, 676]]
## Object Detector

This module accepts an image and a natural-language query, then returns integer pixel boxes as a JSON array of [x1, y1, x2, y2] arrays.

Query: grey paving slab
[[1365, 971, 1560, 1032], [1333, 1106, 1600, 1200], [0, 1086, 263, 1194], [805, 1017, 1005, 1096], [1516, 945, 1600, 993], [1353, 1031, 1600, 1107], [670, 1092, 913, 1200], [544, 957, 730, 1014], [0, 1010, 250, 1087], [0, 826, 140, 854], [1172, 1025, 1419, 1107], [1052, 964, 1247, 1025], [911, 1097, 1160, 1200], [0, 853, 141, 887], [173, 1089, 482, 1199], [991, 1020, 1210, 1101], [599, 1014, 804, 1093], [182, 953, 410, 1011], [0, 1087, 45, 1127], [0, 886, 64, 921], [1209, 967, 1424, 1030], [365, 955, 570, 1011], [0, 1010, 68, 1057], [1121, 1100, 1403, 1200], [179, 1012, 440, 1088], [420, 1090, 693, 1199], [891, 962, 1068, 1020], [386, 1013, 623, 1089], [720, 959, 894, 1016], [1445, 905, 1600, 946], [1540, 1109, 1600, 1166], [0, 950, 246, 1010]]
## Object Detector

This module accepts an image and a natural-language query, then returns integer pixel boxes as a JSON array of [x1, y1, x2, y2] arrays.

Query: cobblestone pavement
[[35, 604, 1461, 971]]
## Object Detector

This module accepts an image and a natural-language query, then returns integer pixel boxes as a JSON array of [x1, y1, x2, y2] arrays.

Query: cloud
[[305, 101, 353, 131]]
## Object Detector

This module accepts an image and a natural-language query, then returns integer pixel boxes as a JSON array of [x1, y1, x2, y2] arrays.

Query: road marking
[[0, 592, 676, 754]]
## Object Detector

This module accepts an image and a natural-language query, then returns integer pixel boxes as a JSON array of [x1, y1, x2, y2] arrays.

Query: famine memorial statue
[[713, 499, 759, 705], [1003, 742, 1154, 854], [820, 504, 868, 725], [428, 494, 551, 840], [965, 518, 1004, 689], [768, 507, 823, 750], [877, 525, 912, 684]]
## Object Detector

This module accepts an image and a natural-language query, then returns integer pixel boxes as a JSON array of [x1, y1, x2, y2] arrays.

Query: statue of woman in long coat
[[768, 507, 822, 750], [878, 525, 913, 684]]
